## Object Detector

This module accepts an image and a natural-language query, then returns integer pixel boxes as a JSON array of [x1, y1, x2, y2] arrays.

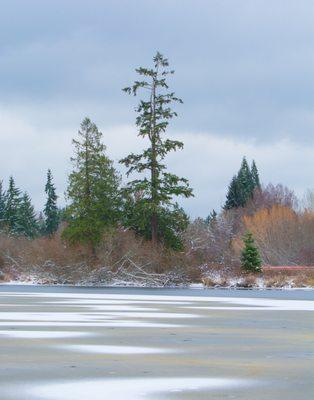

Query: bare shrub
[[183, 213, 239, 273], [249, 184, 298, 212], [0, 227, 196, 286], [234, 205, 314, 266]]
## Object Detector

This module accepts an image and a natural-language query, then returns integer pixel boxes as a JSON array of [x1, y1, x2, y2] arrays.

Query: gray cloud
[[0, 0, 314, 216]]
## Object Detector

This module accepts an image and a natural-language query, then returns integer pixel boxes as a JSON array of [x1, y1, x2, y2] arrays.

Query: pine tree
[[224, 176, 241, 209], [19, 192, 38, 238], [62, 118, 121, 255], [44, 169, 59, 236], [37, 212, 46, 236], [4, 177, 23, 235], [241, 232, 262, 273], [224, 158, 261, 210], [122, 193, 189, 250], [205, 209, 217, 226], [120, 52, 193, 245], [0, 181, 5, 230], [251, 160, 261, 189], [237, 157, 254, 206]]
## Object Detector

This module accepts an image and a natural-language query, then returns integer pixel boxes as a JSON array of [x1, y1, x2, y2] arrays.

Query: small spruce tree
[[19, 192, 38, 238], [241, 232, 262, 273], [0, 181, 6, 230], [44, 169, 59, 236], [4, 177, 23, 235]]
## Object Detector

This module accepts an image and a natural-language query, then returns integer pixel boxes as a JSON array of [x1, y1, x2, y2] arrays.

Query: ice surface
[[1, 292, 313, 310], [25, 377, 251, 400]]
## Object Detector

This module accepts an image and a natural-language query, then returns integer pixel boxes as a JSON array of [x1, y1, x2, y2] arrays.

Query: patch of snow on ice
[[61, 344, 170, 354], [102, 311, 198, 319], [0, 292, 313, 311], [0, 330, 89, 339], [0, 320, 182, 328], [25, 377, 252, 400]]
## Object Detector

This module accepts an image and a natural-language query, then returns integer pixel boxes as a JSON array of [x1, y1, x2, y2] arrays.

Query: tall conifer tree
[[4, 177, 22, 234], [237, 157, 254, 205], [251, 160, 261, 189], [205, 209, 218, 226], [120, 52, 193, 245], [44, 169, 59, 236], [224, 176, 241, 210], [0, 181, 5, 230], [63, 118, 121, 255], [224, 158, 261, 210], [19, 192, 38, 238]]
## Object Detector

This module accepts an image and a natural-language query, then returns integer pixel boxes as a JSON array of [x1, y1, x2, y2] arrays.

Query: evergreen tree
[[44, 169, 59, 236], [4, 177, 23, 235], [224, 176, 241, 209], [251, 160, 261, 189], [19, 192, 38, 238], [237, 157, 254, 205], [122, 193, 188, 250], [120, 52, 193, 245], [37, 211, 46, 236], [205, 209, 217, 226], [62, 118, 121, 254], [0, 181, 5, 230], [241, 232, 262, 273], [224, 158, 261, 210]]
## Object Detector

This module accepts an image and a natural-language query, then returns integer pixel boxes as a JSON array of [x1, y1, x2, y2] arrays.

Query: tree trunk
[[151, 212, 158, 246], [89, 240, 97, 261], [150, 76, 158, 247]]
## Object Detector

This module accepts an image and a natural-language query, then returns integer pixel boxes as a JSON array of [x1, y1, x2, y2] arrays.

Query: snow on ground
[[0, 320, 182, 328], [0, 330, 90, 339], [61, 344, 172, 354], [23, 378, 252, 400]]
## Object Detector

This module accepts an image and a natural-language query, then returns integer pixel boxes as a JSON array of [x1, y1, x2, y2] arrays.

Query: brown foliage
[[237, 205, 314, 266], [0, 228, 199, 285]]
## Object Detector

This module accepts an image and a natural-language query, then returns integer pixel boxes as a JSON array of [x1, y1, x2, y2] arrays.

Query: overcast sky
[[1, 0, 314, 217]]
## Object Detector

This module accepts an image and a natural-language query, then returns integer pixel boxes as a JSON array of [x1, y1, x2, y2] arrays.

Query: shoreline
[[1, 281, 313, 291]]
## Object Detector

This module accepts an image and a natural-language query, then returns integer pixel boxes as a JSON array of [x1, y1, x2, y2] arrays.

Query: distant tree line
[[0, 171, 59, 239]]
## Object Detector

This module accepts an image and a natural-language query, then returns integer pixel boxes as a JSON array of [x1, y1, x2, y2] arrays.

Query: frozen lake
[[0, 286, 313, 399]]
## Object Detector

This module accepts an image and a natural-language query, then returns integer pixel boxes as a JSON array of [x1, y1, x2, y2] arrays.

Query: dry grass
[[0, 229, 198, 286], [0, 226, 313, 287]]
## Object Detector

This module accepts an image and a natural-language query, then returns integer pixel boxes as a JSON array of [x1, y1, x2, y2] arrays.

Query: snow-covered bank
[[2, 278, 314, 290]]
